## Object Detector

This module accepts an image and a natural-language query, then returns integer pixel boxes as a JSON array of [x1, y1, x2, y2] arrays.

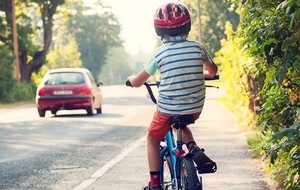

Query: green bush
[[11, 82, 36, 102], [0, 45, 17, 103], [0, 44, 36, 103], [214, 22, 256, 130], [231, 0, 300, 188]]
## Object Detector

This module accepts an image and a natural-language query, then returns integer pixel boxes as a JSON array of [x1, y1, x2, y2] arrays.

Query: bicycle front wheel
[[180, 157, 202, 190], [162, 149, 174, 189]]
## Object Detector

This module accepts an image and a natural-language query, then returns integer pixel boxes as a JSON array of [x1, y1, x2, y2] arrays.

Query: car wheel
[[38, 109, 46, 117], [87, 99, 94, 116], [51, 109, 57, 115], [96, 105, 102, 114]]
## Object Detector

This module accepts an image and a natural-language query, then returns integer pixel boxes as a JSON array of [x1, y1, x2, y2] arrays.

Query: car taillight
[[39, 89, 46, 95], [81, 88, 89, 94]]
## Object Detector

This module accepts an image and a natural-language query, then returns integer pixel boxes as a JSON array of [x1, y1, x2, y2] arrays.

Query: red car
[[36, 68, 102, 117]]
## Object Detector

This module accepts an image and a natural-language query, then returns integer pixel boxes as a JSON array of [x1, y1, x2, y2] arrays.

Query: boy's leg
[[180, 112, 201, 145], [147, 133, 162, 187], [180, 116, 215, 169], [181, 127, 195, 145], [145, 111, 170, 189], [147, 133, 161, 171]]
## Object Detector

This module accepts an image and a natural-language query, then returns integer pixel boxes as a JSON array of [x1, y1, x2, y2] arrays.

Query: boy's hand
[[204, 71, 215, 79], [127, 70, 151, 87], [126, 76, 136, 87]]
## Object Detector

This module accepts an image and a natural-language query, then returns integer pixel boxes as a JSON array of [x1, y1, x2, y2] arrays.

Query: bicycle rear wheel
[[180, 157, 202, 190], [162, 149, 174, 189]]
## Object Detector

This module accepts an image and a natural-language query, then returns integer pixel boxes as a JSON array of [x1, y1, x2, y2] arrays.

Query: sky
[[86, 0, 176, 55]]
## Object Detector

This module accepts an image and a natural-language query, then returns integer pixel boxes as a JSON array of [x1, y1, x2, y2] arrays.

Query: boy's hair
[[154, 2, 191, 37]]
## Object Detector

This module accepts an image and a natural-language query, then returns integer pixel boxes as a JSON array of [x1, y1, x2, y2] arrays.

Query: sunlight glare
[[85, 0, 177, 54]]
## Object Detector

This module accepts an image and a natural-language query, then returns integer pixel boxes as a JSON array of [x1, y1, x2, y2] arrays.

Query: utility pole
[[12, 0, 20, 84], [61, 38, 65, 68], [197, 0, 203, 43]]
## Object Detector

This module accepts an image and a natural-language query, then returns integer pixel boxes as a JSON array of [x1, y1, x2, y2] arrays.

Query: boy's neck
[[162, 33, 188, 44]]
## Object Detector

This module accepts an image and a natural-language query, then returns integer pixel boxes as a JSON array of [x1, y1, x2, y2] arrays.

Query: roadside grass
[[246, 130, 284, 189], [0, 99, 35, 109]]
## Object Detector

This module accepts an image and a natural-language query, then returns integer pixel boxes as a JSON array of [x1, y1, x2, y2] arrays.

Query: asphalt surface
[[76, 87, 271, 190], [0, 85, 271, 190]]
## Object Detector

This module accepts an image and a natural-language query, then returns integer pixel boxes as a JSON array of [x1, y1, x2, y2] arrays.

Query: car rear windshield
[[45, 72, 85, 85]]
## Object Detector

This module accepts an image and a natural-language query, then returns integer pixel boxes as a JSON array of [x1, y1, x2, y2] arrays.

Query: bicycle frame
[[161, 126, 187, 189]]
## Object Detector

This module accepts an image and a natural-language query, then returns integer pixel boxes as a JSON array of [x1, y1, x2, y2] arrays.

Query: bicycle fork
[[162, 127, 187, 190]]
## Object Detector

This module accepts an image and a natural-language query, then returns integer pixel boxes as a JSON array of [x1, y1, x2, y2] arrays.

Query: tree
[[64, 0, 123, 80], [181, 0, 239, 56], [0, 0, 65, 83], [46, 26, 82, 69], [100, 47, 134, 85]]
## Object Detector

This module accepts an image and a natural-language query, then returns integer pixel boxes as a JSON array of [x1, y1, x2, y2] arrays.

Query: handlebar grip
[[126, 80, 132, 87], [214, 74, 219, 80], [205, 74, 219, 80]]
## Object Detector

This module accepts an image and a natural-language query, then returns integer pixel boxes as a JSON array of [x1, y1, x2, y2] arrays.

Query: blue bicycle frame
[[161, 127, 186, 188]]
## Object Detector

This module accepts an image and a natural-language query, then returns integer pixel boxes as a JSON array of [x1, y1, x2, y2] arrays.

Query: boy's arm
[[127, 70, 151, 87], [204, 60, 218, 79], [127, 53, 157, 87], [198, 43, 218, 79]]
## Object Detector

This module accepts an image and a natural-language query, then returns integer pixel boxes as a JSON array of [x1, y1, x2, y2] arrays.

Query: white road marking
[[73, 135, 146, 190]]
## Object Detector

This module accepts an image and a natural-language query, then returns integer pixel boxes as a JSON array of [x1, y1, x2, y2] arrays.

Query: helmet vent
[[167, 3, 172, 20], [178, 7, 182, 17], [159, 9, 163, 20]]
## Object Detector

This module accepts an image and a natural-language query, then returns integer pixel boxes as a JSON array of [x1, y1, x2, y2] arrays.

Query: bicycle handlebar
[[126, 74, 219, 104]]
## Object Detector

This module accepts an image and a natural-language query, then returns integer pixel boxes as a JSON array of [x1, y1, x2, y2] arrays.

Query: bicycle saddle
[[168, 115, 195, 129]]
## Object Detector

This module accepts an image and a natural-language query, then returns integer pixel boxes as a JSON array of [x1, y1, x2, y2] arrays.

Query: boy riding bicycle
[[126, 2, 218, 190]]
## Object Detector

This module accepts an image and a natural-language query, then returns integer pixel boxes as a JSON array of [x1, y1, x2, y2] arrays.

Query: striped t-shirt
[[144, 40, 213, 116]]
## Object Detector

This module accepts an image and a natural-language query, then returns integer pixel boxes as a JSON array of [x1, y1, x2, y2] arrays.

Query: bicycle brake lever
[[206, 85, 219, 89]]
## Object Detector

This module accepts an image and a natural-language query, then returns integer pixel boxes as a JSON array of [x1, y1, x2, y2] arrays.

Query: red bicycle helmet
[[154, 1, 191, 36]]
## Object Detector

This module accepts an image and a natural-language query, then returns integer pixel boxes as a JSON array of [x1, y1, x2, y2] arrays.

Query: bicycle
[[126, 75, 219, 190]]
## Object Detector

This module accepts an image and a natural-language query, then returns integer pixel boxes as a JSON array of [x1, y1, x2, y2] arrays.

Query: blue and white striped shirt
[[144, 39, 213, 115]]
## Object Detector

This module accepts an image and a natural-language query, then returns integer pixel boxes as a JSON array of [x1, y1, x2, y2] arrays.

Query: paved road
[[0, 85, 270, 190], [76, 86, 271, 190]]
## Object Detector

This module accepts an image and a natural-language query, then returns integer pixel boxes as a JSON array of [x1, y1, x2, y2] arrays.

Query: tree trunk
[[17, 0, 62, 83]]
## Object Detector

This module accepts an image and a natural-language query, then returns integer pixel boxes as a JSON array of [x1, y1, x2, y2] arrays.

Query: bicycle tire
[[180, 157, 202, 190], [162, 149, 174, 189]]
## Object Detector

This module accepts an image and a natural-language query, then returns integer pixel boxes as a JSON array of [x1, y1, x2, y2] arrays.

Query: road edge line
[[73, 135, 146, 190]]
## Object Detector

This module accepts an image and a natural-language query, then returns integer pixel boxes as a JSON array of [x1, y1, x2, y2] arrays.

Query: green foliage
[[64, 1, 123, 80], [0, 45, 36, 103], [11, 82, 36, 102], [214, 22, 255, 129], [0, 0, 122, 103], [1, 0, 66, 83], [266, 122, 300, 189], [31, 65, 48, 87], [181, 0, 240, 57], [0, 45, 16, 103], [259, 86, 299, 134], [246, 131, 273, 158], [47, 32, 82, 69], [232, 0, 300, 188], [100, 47, 134, 85]]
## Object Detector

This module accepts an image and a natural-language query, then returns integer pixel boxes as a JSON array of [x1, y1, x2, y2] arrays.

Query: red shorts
[[148, 110, 201, 140]]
